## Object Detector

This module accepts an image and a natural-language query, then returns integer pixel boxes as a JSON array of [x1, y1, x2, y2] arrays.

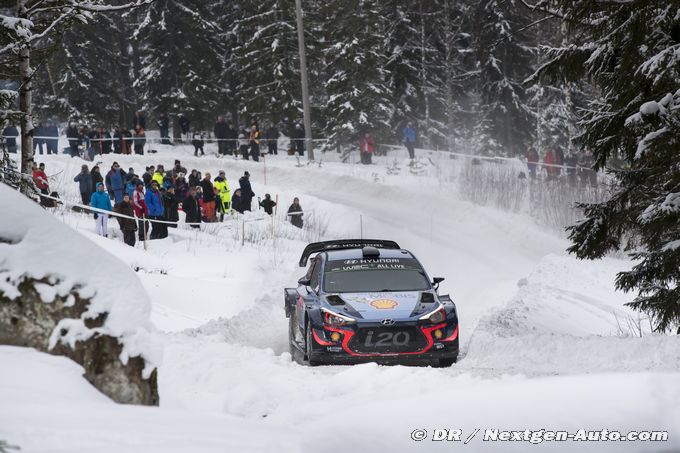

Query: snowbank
[[0, 184, 160, 375], [464, 254, 680, 374]]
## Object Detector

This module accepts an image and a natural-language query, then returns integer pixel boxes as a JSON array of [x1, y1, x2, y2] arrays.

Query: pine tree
[[472, 0, 536, 156], [33, 8, 141, 127], [233, 0, 301, 127], [318, 0, 393, 147], [135, 0, 228, 129], [539, 0, 680, 333]]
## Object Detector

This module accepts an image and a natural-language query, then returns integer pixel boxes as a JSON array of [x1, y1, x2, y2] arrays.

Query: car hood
[[332, 291, 434, 321]]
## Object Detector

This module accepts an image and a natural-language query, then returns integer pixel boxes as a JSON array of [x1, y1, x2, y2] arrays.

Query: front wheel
[[305, 320, 321, 366]]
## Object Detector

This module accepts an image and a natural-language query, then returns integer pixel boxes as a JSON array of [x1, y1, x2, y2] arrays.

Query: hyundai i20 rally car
[[285, 240, 459, 366]]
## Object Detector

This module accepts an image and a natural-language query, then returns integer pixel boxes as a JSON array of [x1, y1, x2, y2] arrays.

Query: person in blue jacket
[[126, 175, 139, 199], [402, 122, 416, 159], [144, 181, 166, 239], [90, 182, 112, 237], [105, 162, 127, 203]]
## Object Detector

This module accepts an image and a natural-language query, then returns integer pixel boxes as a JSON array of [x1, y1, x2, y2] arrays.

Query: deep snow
[[1, 140, 679, 452]]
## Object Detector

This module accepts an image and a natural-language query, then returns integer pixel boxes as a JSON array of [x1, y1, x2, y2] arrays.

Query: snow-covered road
[[1, 145, 679, 452]]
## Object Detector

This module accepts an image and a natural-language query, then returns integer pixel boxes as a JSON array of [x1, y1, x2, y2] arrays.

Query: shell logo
[[370, 299, 398, 310]]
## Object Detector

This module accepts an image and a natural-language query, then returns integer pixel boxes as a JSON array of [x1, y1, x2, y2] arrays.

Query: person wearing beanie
[[90, 182, 112, 236]]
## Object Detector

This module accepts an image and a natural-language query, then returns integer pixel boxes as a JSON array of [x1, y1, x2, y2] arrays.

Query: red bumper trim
[[323, 323, 448, 357]]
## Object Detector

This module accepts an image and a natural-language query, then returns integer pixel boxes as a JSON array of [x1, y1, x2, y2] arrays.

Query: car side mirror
[[433, 277, 445, 290], [298, 277, 311, 287]]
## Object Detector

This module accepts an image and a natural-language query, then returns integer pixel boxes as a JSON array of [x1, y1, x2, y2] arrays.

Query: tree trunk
[[18, 1, 33, 190]]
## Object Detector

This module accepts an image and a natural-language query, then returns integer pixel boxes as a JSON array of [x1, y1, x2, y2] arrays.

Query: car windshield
[[323, 258, 431, 293]]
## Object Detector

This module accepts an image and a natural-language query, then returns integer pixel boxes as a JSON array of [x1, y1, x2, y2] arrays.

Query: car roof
[[324, 248, 415, 261]]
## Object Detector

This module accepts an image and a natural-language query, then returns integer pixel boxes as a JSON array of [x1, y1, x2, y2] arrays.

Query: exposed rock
[[0, 277, 158, 405]]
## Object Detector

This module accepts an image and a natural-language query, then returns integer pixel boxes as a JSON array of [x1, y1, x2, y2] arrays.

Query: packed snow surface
[[1, 141, 678, 452]]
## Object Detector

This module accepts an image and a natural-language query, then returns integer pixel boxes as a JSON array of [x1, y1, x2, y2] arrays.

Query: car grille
[[348, 326, 428, 354]]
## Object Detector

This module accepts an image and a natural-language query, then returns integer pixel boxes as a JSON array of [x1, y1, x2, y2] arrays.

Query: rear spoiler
[[299, 239, 400, 267]]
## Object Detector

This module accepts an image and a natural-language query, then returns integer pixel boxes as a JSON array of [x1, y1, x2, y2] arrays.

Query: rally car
[[284, 240, 459, 366]]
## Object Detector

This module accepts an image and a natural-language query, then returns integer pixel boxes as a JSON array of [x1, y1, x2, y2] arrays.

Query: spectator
[[121, 128, 132, 154], [73, 164, 93, 205], [226, 121, 238, 155], [99, 126, 112, 154], [113, 126, 122, 154], [183, 187, 201, 228], [213, 170, 231, 220], [259, 193, 276, 215], [188, 169, 201, 188], [192, 129, 205, 156], [249, 125, 261, 161], [158, 113, 170, 145], [125, 167, 137, 184], [238, 171, 255, 212], [143, 166, 155, 188], [214, 116, 228, 156], [152, 165, 164, 187], [86, 126, 98, 161], [360, 132, 375, 164], [526, 146, 539, 179], [178, 113, 190, 138], [113, 193, 138, 247], [126, 175, 139, 199], [91, 165, 103, 194], [544, 149, 556, 180], [45, 120, 59, 155], [288, 197, 303, 229], [32, 162, 50, 206], [564, 152, 579, 186], [145, 181, 166, 239], [402, 122, 416, 159], [172, 159, 187, 177], [265, 123, 278, 155], [105, 162, 127, 203], [163, 171, 174, 191], [132, 111, 146, 130], [238, 126, 249, 159], [2, 123, 18, 153], [290, 123, 305, 156], [132, 182, 149, 241], [133, 125, 146, 155], [231, 188, 244, 214], [291, 123, 305, 156], [200, 172, 216, 222], [66, 122, 80, 157], [578, 151, 598, 187], [90, 182, 112, 237], [33, 121, 45, 155], [164, 186, 179, 228], [175, 173, 189, 203]]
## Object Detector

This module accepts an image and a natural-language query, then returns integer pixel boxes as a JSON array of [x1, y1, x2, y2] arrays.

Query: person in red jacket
[[32, 162, 50, 205], [544, 149, 556, 180], [132, 182, 149, 241], [359, 133, 375, 164]]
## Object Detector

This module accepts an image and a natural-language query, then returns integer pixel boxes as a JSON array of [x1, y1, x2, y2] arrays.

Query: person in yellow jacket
[[152, 164, 165, 187], [213, 170, 231, 221]]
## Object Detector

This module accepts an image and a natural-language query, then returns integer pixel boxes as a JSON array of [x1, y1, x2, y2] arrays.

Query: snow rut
[[184, 291, 289, 354]]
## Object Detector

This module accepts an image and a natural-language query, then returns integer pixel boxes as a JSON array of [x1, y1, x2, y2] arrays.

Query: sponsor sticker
[[370, 299, 399, 309]]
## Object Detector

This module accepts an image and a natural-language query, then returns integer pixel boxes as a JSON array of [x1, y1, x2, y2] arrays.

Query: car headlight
[[321, 308, 355, 326], [419, 306, 446, 324]]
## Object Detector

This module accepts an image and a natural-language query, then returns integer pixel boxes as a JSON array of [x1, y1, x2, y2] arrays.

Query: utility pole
[[294, 0, 314, 161]]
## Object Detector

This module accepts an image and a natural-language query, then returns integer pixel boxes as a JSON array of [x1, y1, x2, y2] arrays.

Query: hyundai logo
[[381, 319, 395, 326]]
